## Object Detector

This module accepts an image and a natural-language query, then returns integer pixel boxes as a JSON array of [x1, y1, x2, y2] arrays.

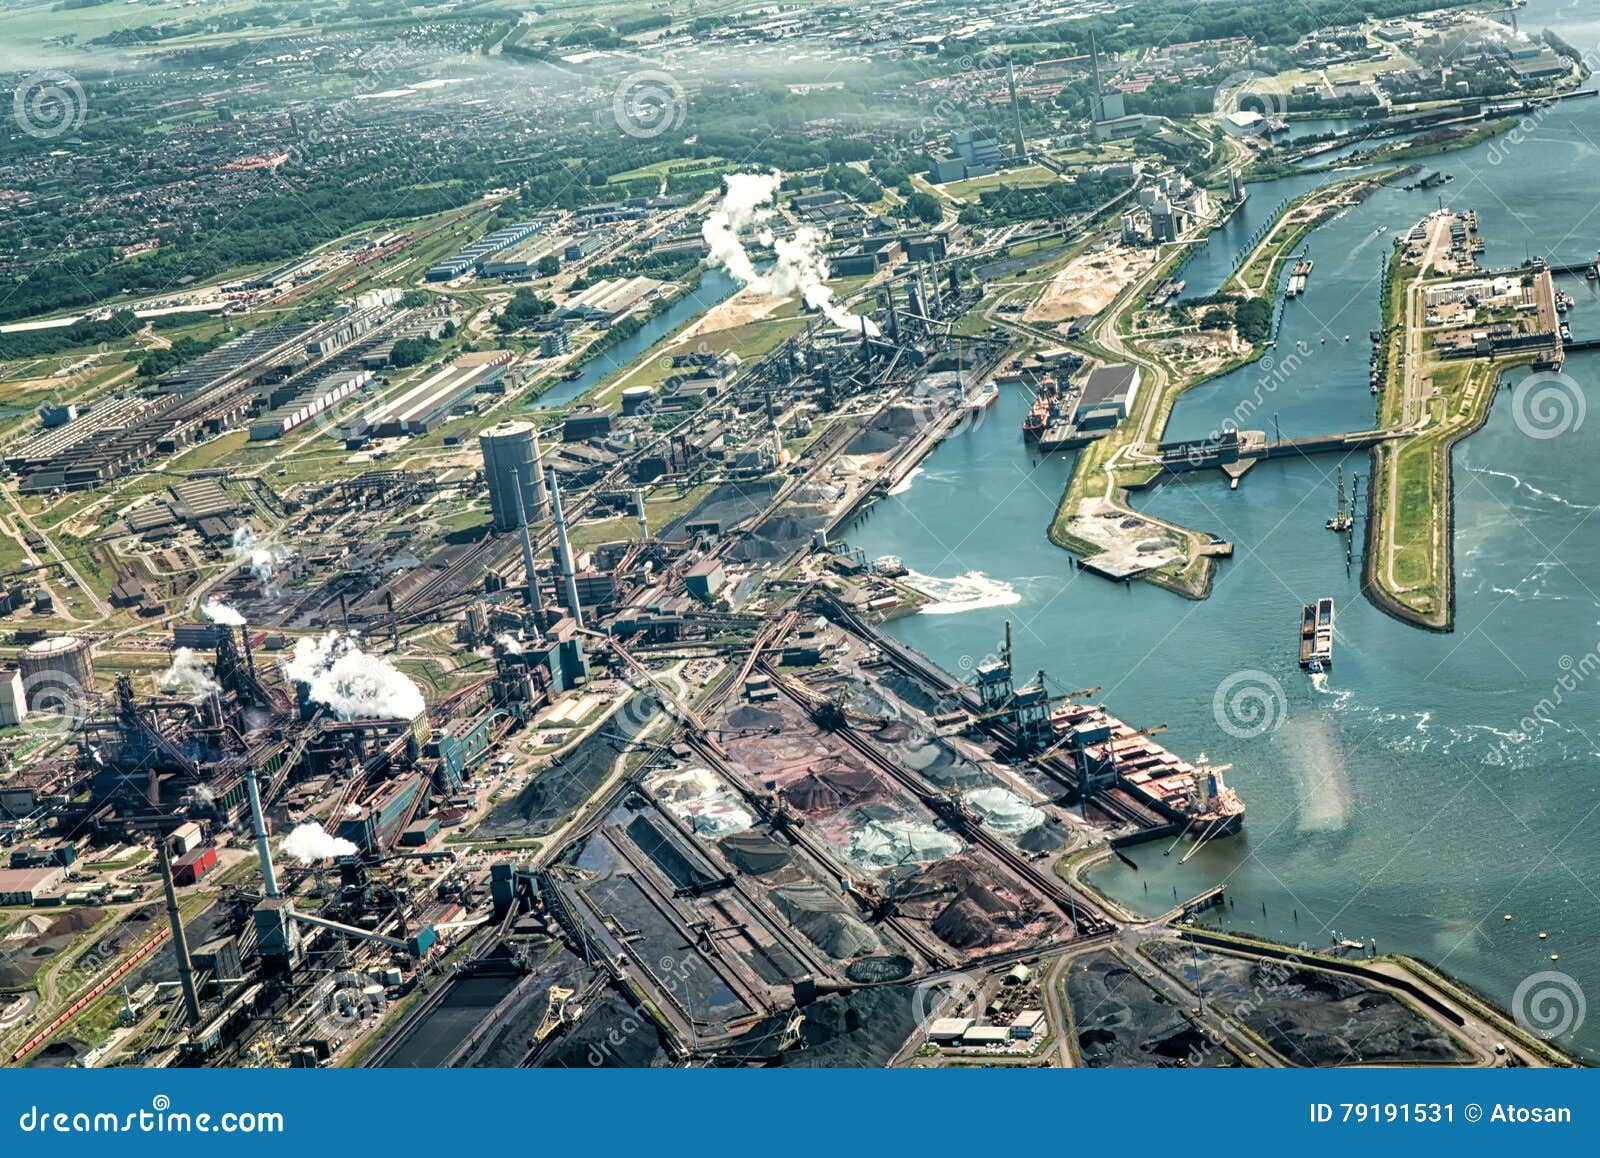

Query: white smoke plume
[[159, 648, 220, 699], [201, 599, 246, 627], [280, 822, 359, 863], [495, 632, 523, 655], [703, 171, 880, 337], [232, 525, 291, 591], [280, 631, 425, 721]]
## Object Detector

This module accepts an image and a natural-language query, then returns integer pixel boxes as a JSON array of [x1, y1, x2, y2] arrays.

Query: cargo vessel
[[1047, 699, 1245, 837], [1299, 597, 1334, 670], [1021, 382, 1059, 443]]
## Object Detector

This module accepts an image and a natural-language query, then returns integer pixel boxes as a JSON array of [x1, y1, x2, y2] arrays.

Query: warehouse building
[[0, 865, 66, 905], [478, 233, 573, 279], [555, 276, 665, 325], [250, 369, 372, 440], [426, 222, 542, 281], [349, 353, 510, 439]]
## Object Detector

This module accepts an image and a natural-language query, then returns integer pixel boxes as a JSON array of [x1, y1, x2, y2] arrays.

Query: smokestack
[[635, 489, 649, 540], [158, 839, 203, 1026], [513, 465, 541, 613], [1007, 60, 1026, 158], [547, 468, 584, 628], [245, 765, 279, 898], [1089, 29, 1105, 121]]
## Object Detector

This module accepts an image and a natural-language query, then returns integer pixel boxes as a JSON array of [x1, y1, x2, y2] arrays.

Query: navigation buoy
[[1539, 932, 1548, 940], [1504, 914, 1513, 921]]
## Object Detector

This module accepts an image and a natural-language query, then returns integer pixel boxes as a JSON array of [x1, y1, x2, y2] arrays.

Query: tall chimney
[[513, 465, 541, 613], [159, 839, 203, 1027], [547, 468, 584, 628], [245, 765, 279, 899]]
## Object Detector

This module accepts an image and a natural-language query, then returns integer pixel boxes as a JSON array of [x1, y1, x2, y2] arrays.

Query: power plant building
[[480, 420, 549, 530]]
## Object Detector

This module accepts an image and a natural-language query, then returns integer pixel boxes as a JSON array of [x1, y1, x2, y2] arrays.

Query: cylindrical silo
[[478, 420, 548, 531]]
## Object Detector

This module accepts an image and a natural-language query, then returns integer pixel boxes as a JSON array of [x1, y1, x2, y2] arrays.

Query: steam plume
[[280, 630, 425, 720], [201, 600, 246, 626], [159, 648, 220, 698], [280, 822, 359, 863], [703, 171, 880, 337]]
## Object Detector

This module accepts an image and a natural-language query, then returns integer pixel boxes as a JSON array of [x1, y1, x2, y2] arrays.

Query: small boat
[[963, 380, 999, 412], [1376, 225, 1389, 235], [1299, 598, 1335, 670]]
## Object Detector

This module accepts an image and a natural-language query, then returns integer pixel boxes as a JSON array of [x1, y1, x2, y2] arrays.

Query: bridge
[[1154, 427, 1399, 483]]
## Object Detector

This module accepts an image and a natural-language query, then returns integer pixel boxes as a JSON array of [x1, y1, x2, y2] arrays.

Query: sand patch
[[1025, 245, 1158, 323]]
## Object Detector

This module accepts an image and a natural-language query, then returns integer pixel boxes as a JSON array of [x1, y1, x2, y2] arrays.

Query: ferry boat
[[1299, 598, 1335, 670]]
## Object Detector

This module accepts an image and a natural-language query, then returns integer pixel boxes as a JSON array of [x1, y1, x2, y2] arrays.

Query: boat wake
[[905, 570, 1022, 615]]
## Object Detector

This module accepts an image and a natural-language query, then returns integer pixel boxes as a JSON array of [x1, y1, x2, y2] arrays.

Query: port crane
[[961, 685, 1102, 727], [1026, 722, 1168, 766]]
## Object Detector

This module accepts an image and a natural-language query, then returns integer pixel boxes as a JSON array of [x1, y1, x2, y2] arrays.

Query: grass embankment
[[1361, 248, 1533, 631]]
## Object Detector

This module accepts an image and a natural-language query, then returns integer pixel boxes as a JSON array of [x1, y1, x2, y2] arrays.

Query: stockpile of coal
[[895, 736, 989, 791], [897, 858, 1033, 951], [538, 989, 670, 1068], [663, 481, 781, 540], [1066, 951, 1236, 1068], [782, 766, 880, 813], [25, 1039, 86, 1068], [0, 909, 105, 989], [718, 830, 792, 875], [877, 670, 945, 716], [770, 882, 882, 960], [730, 513, 823, 563], [724, 704, 782, 731], [625, 815, 714, 893], [133, 903, 233, 989], [1148, 943, 1465, 1066], [481, 706, 648, 836], [845, 954, 914, 983], [719, 984, 923, 1067]]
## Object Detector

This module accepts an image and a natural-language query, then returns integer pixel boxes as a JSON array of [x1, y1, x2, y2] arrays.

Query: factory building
[[480, 419, 550, 529], [555, 276, 665, 325], [1074, 363, 1142, 430], [425, 222, 541, 281], [477, 233, 573, 279], [251, 370, 371, 441], [0, 865, 65, 905], [349, 353, 510, 440]]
